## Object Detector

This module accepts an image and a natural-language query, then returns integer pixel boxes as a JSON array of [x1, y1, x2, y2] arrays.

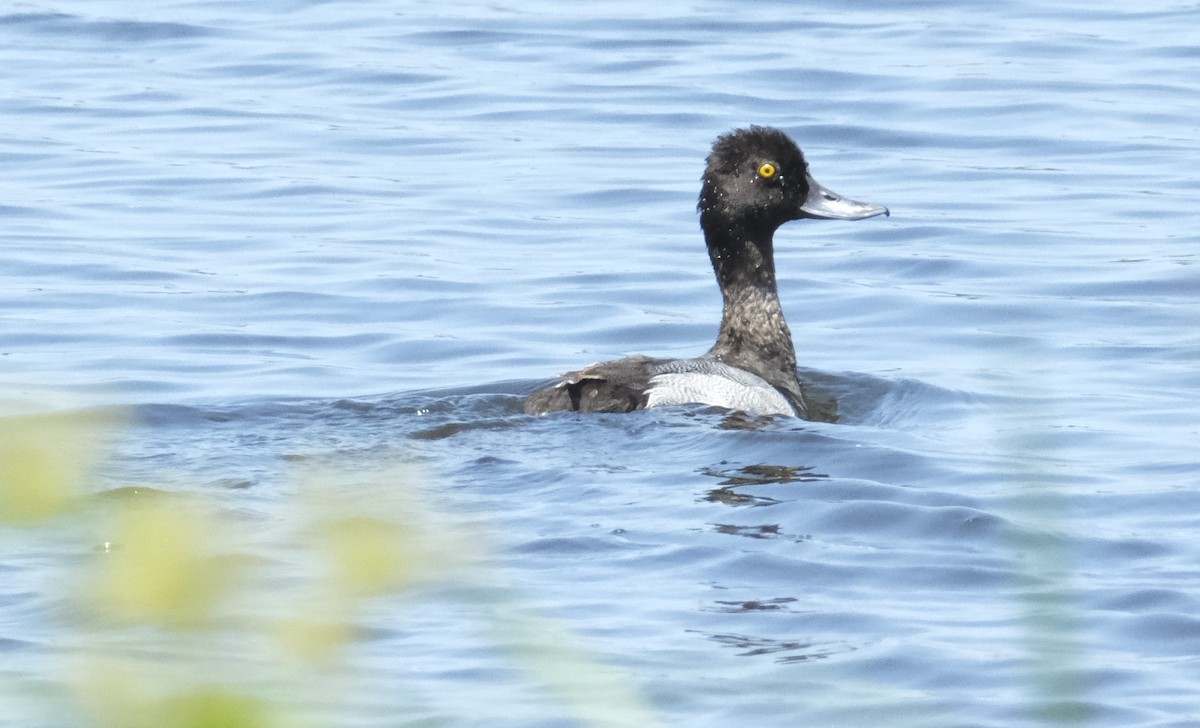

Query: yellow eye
[[757, 162, 777, 179]]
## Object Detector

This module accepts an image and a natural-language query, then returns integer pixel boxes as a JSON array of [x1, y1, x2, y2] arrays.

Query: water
[[2, 0, 1199, 726]]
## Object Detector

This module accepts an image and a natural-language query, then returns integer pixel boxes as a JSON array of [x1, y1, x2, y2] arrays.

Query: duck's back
[[522, 355, 662, 414], [522, 355, 798, 417]]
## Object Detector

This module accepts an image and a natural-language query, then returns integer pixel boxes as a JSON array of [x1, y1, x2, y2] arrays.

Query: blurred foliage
[[0, 393, 1100, 728]]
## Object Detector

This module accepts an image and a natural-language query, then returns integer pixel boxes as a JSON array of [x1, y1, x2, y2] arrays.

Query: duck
[[523, 126, 888, 419]]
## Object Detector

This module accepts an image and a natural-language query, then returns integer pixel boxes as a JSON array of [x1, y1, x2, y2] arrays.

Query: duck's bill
[[799, 173, 890, 220]]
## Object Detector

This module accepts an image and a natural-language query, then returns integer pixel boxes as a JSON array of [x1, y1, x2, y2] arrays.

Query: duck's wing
[[522, 356, 665, 414]]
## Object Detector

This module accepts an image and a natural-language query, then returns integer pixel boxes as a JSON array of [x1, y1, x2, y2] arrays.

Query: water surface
[[2, 1, 1198, 726]]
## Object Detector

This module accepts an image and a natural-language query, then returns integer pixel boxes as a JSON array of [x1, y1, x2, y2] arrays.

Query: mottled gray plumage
[[523, 126, 888, 419]]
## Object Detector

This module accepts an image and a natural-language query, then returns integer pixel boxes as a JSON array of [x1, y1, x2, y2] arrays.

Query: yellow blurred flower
[[273, 610, 355, 665], [89, 498, 234, 629], [0, 409, 118, 525], [74, 659, 277, 728], [160, 689, 275, 728], [320, 514, 420, 598]]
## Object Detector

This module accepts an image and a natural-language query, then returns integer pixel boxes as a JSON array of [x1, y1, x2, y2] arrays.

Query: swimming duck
[[523, 126, 888, 418]]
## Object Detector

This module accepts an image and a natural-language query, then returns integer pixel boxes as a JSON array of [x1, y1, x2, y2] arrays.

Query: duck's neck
[[700, 215, 799, 387]]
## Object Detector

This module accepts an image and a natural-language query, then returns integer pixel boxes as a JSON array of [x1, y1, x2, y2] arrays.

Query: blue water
[[3, 1, 1199, 726]]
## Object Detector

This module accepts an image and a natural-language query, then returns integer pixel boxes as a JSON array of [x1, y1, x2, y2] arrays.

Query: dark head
[[699, 125, 889, 231]]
